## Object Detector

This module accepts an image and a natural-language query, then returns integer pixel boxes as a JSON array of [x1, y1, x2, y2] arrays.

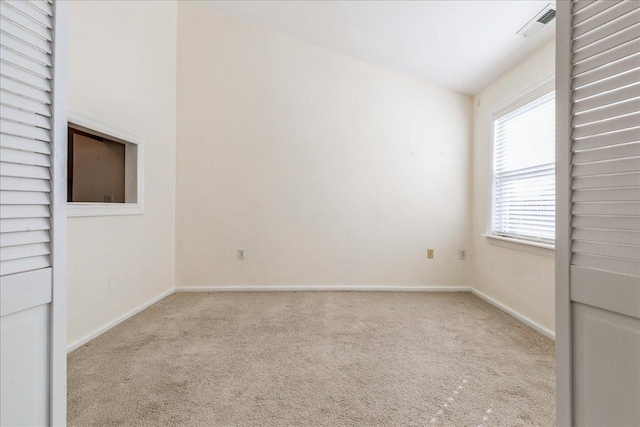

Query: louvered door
[[0, 0, 66, 425], [557, 1, 640, 426]]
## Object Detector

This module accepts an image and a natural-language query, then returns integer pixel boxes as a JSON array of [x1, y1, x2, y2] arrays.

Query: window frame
[[67, 112, 144, 217], [484, 74, 555, 256]]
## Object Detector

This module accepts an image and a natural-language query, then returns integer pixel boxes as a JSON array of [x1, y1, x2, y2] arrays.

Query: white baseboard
[[176, 285, 471, 292], [66, 288, 175, 353], [470, 287, 555, 340]]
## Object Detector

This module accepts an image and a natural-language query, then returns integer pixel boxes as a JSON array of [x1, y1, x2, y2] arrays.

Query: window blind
[[492, 91, 556, 244]]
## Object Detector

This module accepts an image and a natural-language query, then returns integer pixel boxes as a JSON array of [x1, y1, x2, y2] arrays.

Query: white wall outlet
[[459, 249, 467, 260], [238, 248, 245, 259]]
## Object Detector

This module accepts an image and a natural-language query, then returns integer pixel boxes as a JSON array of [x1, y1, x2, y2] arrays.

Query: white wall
[[470, 40, 556, 333], [67, 1, 177, 347], [176, 3, 472, 289]]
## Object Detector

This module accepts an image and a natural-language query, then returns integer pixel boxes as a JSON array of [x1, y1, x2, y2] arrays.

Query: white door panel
[[557, 1, 640, 426], [0, 0, 66, 425], [0, 304, 50, 427], [573, 303, 640, 427]]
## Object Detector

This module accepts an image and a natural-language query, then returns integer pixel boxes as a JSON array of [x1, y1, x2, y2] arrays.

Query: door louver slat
[[573, 1, 597, 14], [570, 2, 640, 275], [572, 157, 640, 176], [572, 38, 639, 75], [0, 91, 52, 117], [572, 188, 640, 202], [1, 32, 53, 68], [572, 253, 639, 276], [0, 2, 52, 41], [0, 61, 51, 92], [0, 176, 50, 192], [1, 133, 51, 154], [0, 106, 51, 129], [572, 71, 640, 102], [572, 1, 640, 38], [572, 23, 640, 63], [0, 191, 50, 205], [573, 228, 640, 245], [0, 230, 50, 247], [573, 98, 640, 125], [572, 53, 639, 89], [573, 127, 640, 151], [573, 241, 640, 260], [572, 172, 640, 189], [573, 0, 622, 26], [0, 17, 52, 53], [573, 9, 640, 50], [1, 0, 52, 28], [0, 242, 50, 262], [573, 215, 640, 231], [0, 0, 54, 277], [572, 202, 640, 216], [0, 162, 50, 179], [0, 147, 51, 167], [1, 119, 51, 141], [26, 0, 54, 17], [0, 217, 50, 232], [573, 141, 640, 163], [0, 204, 50, 219], [0, 46, 51, 78], [0, 76, 51, 103], [0, 254, 49, 276]]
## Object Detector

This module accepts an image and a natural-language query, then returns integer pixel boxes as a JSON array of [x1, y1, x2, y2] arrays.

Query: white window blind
[[492, 91, 556, 244]]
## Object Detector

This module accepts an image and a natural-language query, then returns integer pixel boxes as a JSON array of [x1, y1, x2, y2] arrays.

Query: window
[[68, 128, 126, 203], [67, 113, 144, 217], [491, 88, 555, 246]]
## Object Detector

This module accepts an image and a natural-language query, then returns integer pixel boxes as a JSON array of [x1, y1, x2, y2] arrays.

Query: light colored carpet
[[68, 292, 555, 426]]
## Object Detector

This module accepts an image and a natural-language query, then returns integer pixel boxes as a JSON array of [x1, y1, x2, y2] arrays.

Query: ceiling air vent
[[517, 4, 556, 38]]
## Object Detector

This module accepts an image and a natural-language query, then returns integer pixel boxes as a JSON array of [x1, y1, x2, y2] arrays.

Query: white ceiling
[[201, 1, 556, 96]]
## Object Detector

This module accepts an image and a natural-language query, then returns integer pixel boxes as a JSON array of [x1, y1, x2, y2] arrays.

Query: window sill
[[67, 202, 143, 218], [482, 234, 555, 259]]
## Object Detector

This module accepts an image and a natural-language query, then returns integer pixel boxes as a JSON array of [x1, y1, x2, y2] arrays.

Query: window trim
[[67, 112, 144, 217], [483, 234, 555, 258], [485, 74, 555, 254]]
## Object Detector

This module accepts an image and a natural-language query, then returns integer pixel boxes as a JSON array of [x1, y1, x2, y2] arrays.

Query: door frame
[[555, 1, 572, 426], [50, 1, 69, 425]]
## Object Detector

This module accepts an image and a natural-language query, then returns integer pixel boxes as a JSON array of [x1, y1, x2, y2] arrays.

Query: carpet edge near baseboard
[[67, 284, 554, 353], [176, 285, 471, 292], [470, 287, 555, 340], [66, 288, 176, 353]]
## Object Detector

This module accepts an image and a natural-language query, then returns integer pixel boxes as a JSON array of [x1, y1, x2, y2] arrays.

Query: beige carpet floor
[[68, 292, 555, 426]]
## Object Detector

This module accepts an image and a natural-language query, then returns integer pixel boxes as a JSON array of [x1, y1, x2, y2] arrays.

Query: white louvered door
[[0, 0, 66, 425], [557, 1, 640, 426]]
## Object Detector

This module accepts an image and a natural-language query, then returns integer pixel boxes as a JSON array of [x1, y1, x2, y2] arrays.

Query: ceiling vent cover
[[517, 4, 556, 37]]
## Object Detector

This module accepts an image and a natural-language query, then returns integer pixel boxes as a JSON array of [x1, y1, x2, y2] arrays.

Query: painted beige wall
[[470, 40, 556, 333], [176, 3, 472, 289], [67, 1, 177, 347]]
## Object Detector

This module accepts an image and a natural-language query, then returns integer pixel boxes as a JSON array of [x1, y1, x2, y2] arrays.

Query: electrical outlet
[[427, 249, 434, 259], [459, 249, 467, 260], [238, 248, 245, 260]]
